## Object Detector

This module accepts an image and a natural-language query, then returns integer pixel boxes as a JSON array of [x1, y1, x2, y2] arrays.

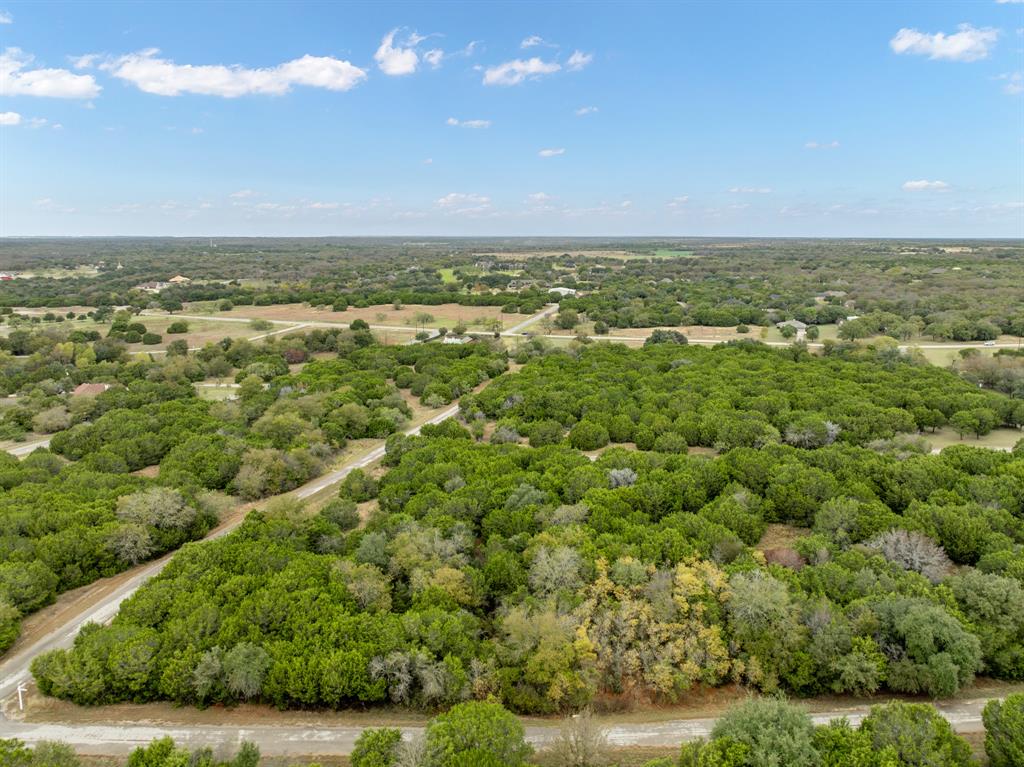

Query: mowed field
[[187, 302, 533, 331]]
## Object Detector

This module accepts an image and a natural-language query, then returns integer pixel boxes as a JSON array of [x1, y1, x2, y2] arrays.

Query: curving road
[[0, 403, 460, 712]]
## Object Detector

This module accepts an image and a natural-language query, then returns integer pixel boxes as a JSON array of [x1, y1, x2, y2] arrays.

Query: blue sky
[[1, 0, 1021, 237]]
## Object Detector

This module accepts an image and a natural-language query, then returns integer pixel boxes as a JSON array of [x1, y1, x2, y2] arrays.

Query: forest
[[32, 421, 1024, 710], [467, 342, 1020, 450], [0, 238, 1021, 341], [0, 321, 507, 652], [0, 238, 1022, 766]]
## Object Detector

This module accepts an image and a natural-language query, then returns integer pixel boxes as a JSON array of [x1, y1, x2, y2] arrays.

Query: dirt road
[[0, 694, 1000, 756]]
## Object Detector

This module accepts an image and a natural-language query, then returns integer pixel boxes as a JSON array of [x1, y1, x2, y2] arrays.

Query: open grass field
[[926, 426, 1022, 452], [652, 249, 696, 258], [188, 302, 532, 332], [125, 316, 275, 353], [193, 383, 239, 401]]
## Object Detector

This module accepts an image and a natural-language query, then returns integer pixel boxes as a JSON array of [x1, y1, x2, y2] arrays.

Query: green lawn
[[653, 249, 696, 258], [438, 268, 458, 284]]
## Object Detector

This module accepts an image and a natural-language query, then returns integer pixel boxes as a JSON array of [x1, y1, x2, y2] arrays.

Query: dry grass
[[191, 302, 532, 332], [756, 523, 809, 553], [926, 426, 1021, 452]]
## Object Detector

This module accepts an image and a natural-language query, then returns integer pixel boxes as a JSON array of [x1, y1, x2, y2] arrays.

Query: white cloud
[[997, 71, 1023, 94], [728, 186, 772, 193], [34, 197, 76, 213], [446, 116, 491, 128], [70, 53, 99, 69], [374, 29, 419, 75], [483, 57, 560, 86], [890, 24, 998, 62], [996, 0, 1023, 4], [575, 105, 598, 116], [805, 140, 840, 149], [666, 196, 690, 208], [229, 189, 258, 198], [1, 47, 101, 98], [538, 147, 565, 157], [902, 179, 951, 191], [0, 111, 20, 125], [436, 192, 492, 214], [423, 49, 444, 68], [0, 10, 12, 23], [566, 50, 593, 71], [527, 192, 553, 203], [26, 116, 48, 128], [423, 158, 433, 165], [521, 35, 546, 49], [437, 192, 489, 207], [103, 48, 366, 96]]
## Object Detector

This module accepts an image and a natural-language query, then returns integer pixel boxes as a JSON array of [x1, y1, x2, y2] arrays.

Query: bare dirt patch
[[603, 325, 768, 342], [756, 523, 809, 553]]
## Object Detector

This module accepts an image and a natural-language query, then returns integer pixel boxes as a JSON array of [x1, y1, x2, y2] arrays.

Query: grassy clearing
[[652, 249, 696, 258], [437, 267, 458, 284], [194, 384, 239, 401], [926, 426, 1022, 452], [198, 302, 531, 332]]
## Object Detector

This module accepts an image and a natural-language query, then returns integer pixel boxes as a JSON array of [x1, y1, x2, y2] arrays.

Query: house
[[836, 315, 861, 326], [548, 286, 578, 297], [0, 273, 14, 281], [775, 320, 808, 331], [134, 281, 171, 294], [72, 383, 111, 397], [168, 275, 192, 284]]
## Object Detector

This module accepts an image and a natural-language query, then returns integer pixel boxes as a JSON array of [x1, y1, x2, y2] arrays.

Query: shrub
[[352, 727, 402, 767], [709, 697, 819, 767], [568, 421, 609, 451], [424, 701, 532, 767], [983, 694, 1024, 767], [861, 701, 976, 767], [865, 529, 952, 584]]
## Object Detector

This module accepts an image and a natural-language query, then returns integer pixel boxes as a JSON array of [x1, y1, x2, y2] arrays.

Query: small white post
[[16, 682, 27, 711]]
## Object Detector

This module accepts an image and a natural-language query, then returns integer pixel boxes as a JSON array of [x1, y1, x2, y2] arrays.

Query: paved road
[[0, 695, 998, 756], [5, 438, 51, 457], [501, 303, 560, 335], [0, 403, 461, 708], [296, 402, 458, 499]]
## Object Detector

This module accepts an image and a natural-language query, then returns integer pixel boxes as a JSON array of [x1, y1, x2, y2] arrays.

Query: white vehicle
[[983, 341, 996, 347]]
